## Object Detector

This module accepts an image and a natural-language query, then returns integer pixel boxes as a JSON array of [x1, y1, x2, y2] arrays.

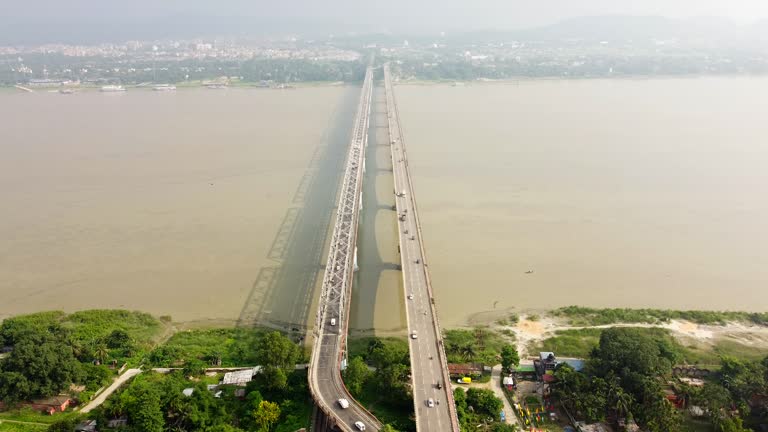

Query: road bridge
[[308, 64, 459, 432], [384, 63, 460, 432]]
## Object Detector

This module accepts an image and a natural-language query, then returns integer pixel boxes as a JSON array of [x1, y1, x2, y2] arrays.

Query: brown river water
[[1, 77, 767, 331]]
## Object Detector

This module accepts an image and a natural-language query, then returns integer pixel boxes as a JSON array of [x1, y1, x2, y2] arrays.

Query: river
[[396, 77, 768, 327], [2, 78, 767, 330], [0, 86, 359, 326]]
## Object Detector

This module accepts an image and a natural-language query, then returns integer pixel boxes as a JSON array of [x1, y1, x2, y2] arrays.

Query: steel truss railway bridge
[[308, 64, 459, 432]]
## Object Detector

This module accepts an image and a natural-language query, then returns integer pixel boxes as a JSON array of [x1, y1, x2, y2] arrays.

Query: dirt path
[[80, 368, 142, 413]]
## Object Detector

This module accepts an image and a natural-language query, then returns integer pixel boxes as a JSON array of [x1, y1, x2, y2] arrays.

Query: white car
[[407, 293, 414, 300], [411, 331, 418, 339], [338, 398, 349, 409], [354, 421, 366, 431], [427, 398, 435, 408]]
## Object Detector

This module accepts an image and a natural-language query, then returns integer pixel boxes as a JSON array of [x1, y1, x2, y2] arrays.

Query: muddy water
[[396, 77, 768, 327], [350, 85, 407, 333], [0, 87, 359, 325]]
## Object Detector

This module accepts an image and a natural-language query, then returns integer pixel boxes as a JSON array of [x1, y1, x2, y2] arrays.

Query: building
[[447, 363, 484, 378], [221, 367, 261, 386], [26, 396, 72, 415], [74, 420, 97, 432]]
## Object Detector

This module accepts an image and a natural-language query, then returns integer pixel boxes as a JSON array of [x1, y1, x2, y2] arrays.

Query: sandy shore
[[497, 313, 768, 358]]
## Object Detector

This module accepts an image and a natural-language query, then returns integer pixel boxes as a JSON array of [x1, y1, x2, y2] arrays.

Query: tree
[[0, 334, 82, 401], [255, 332, 299, 391], [590, 328, 675, 379], [460, 344, 477, 362], [380, 425, 400, 432], [253, 400, 281, 432], [500, 345, 519, 372], [454, 388, 467, 411], [106, 329, 132, 349], [466, 388, 503, 417], [344, 356, 371, 397], [0, 371, 32, 404], [128, 381, 164, 432], [257, 332, 300, 370], [47, 417, 79, 432], [94, 343, 109, 364]]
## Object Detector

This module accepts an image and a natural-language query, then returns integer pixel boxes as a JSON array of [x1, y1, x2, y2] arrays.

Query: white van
[[330, 318, 337, 326]]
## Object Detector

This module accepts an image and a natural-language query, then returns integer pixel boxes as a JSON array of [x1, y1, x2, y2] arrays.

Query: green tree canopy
[[253, 400, 281, 432], [466, 387, 503, 417], [344, 356, 371, 397], [500, 345, 520, 372]]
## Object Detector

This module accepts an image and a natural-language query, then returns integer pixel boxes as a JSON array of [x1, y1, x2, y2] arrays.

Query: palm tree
[[460, 344, 477, 362], [94, 343, 109, 365]]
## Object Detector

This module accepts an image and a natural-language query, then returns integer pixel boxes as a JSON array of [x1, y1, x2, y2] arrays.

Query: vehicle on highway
[[415, 258, 420, 264], [354, 421, 366, 431], [330, 318, 336, 326], [427, 398, 435, 408], [338, 398, 349, 409], [411, 331, 418, 339], [408, 293, 414, 300], [437, 381, 442, 389]]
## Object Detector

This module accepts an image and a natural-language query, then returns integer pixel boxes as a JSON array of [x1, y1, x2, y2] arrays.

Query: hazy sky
[[2, 0, 768, 44], [7, 0, 768, 26]]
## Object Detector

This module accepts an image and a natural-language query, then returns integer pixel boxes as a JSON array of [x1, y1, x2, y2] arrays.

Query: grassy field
[[444, 327, 512, 365], [0, 423, 48, 432], [552, 306, 768, 326], [149, 327, 270, 367], [0, 409, 79, 426], [347, 336, 408, 361]]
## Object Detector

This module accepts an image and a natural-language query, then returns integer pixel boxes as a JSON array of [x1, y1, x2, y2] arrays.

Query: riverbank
[[474, 308, 768, 365]]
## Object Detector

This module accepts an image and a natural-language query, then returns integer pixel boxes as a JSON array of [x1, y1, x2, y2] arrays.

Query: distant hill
[[514, 15, 743, 42]]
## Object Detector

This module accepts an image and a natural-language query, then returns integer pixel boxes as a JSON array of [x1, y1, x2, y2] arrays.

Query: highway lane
[[384, 64, 460, 432]]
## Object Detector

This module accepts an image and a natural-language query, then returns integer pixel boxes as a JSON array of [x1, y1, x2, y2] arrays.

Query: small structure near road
[[447, 363, 484, 378], [74, 420, 98, 432], [220, 367, 261, 386], [21, 396, 72, 415]]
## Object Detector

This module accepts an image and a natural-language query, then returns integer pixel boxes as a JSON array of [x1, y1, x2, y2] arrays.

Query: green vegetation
[[343, 337, 414, 431], [454, 388, 507, 430], [0, 310, 165, 404], [553, 328, 683, 431], [444, 327, 509, 365], [553, 306, 768, 326], [500, 345, 520, 373], [149, 328, 265, 367], [550, 327, 768, 432], [0, 308, 314, 431], [92, 367, 311, 432], [0, 423, 47, 432], [530, 328, 604, 358]]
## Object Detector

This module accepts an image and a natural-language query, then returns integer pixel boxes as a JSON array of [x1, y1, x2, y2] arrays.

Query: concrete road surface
[[80, 368, 142, 413]]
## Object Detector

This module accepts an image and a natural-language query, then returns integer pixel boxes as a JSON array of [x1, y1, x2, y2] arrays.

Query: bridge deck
[[384, 63, 461, 432]]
